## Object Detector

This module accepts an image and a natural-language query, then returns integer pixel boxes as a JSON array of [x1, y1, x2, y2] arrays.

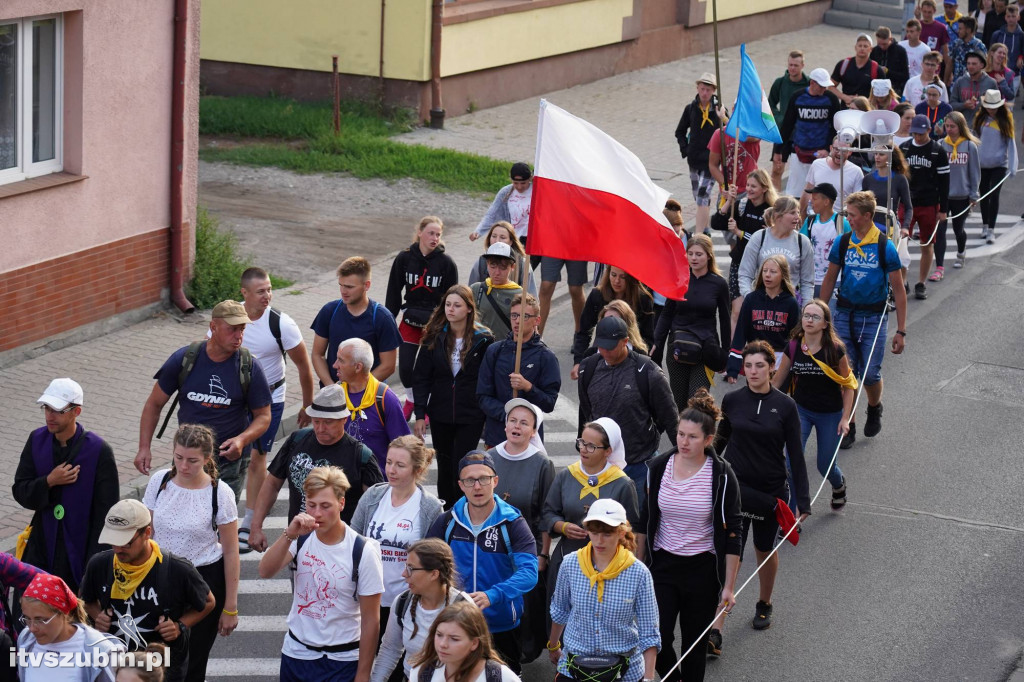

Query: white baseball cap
[[809, 68, 833, 88], [37, 378, 84, 410], [485, 242, 515, 261], [582, 498, 629, 527]]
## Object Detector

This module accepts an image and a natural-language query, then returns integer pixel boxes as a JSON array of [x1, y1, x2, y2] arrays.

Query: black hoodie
[[385, 243, 459, 327]]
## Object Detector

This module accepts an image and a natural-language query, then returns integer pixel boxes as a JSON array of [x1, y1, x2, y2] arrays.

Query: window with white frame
[[0, 14, 63, 186]]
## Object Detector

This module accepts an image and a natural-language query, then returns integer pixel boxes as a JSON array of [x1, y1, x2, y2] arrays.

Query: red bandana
[[24, 573, 78, 615]]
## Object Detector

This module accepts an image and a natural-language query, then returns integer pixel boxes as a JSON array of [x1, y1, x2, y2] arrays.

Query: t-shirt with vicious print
[[268, 428, 384, 524]]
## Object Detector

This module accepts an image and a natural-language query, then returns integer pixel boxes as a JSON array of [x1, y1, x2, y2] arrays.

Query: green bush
[[186, 208, 293, 309]]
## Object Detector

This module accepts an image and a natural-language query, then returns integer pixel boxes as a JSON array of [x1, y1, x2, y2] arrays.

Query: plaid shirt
[[0, 552, 44, 636], [550, 551, 660, 682]]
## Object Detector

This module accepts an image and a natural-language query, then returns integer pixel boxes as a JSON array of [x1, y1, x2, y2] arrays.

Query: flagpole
[[511, 244, 528, 399], [711, 0, 729, 191]]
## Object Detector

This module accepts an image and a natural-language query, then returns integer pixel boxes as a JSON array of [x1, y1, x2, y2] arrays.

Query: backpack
[[155, 470, 219, 532], [295, 530, 366, 602], [156, 341, 253, 439], [839, 57, 879, 80], [800, 212, 841, 240], [394, 589, 468, 632], [269, 308, 286, 360], [836, 229, 891, 305], [419, 659, 503, 682]]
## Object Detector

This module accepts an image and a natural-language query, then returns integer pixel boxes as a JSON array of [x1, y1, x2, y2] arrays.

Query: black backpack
[[419, 659, 503, 682], [295, 530, 366, 602], [156, 341, 253, 439], [155, 470, 219, 532], [393, 589, 468, 631]]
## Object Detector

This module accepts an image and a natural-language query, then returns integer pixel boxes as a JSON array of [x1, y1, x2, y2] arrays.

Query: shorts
[[833, 306, 887, 386], [910, 204, 940, 244], [541, 257, 588, 285], [689, 169, 715, 207], [741, 512, 781, 554], [728, 261, 742, 300], [257, 401, 285, 454]]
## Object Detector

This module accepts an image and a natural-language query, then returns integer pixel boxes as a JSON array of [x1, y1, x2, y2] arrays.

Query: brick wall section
[[0, 228, 170, 352]]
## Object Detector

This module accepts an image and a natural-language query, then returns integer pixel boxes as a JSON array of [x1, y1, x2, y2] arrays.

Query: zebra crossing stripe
[[234, 615, 288, 632], [205, 659, 281, 676], [238, 579, 291, 594]]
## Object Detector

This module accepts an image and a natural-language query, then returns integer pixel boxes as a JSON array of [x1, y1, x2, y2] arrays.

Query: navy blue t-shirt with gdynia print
[[155, 343, 272, 446], [827, 228, 901, 306]]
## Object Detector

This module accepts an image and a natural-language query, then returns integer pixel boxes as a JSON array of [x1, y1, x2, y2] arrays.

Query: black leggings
[[651, 550, 720, 682], [935, 197, 971, 266], [666, 359, 711, 411], [979, 167, 1007, 229], [187, 558, 226, 681], [430, 419, 485, 509], [398, 341, 420, 399]]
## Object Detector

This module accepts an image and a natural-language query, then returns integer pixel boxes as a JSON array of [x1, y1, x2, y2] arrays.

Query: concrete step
[[831, 0, 905, 20], [823, 9, 898, 31]]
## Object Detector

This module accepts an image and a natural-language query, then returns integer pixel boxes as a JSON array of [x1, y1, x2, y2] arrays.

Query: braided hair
[[405, 538, 460, 639], [162, 424, 220, 530]]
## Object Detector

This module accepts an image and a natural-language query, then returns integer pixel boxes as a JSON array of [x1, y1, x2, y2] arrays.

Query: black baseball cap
[[595, 316, 629, 350], [808, 183, 838, 203]]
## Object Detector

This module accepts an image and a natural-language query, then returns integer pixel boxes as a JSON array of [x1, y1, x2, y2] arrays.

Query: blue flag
[[725, 44, 783, 144]]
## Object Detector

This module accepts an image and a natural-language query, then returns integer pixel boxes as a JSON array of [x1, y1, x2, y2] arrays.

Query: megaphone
[[860, 110, 901, 149], [833, 110, 864, 147]]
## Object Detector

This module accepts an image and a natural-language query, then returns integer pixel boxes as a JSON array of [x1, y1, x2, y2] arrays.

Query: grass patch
[[199, 96, 511, 194], [187, 207, 293, 310]]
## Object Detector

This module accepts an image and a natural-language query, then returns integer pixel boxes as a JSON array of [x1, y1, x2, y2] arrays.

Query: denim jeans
[[623, 460, 651, 518], [797, 404, 845, 489], [833, 307, 887, 385]]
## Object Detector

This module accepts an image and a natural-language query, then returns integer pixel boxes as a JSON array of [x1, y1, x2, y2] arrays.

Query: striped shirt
[[653, 456, 714, 556]]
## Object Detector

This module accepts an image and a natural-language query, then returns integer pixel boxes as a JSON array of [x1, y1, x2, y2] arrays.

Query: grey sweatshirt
[[949, 74, 999, 113], [738, 228, 815, 301], [939, 137, 982, 199], [976, 121, 1019, 173]]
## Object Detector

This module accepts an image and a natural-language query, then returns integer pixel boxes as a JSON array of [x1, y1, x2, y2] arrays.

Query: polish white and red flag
[[527, 100, 689, 299]]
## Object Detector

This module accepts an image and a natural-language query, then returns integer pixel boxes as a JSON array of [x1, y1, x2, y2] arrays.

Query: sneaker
[[928, 266, 944, 282], [986, 229, 995, 245], [953, 252, 966, 269], [864, 403, 883, 437], [831, 482, 848, 510], [752, 600, 773, 630], [238, 527, 253, 555], [914, 282, 927, 300], [707, 629, 723, 658], [904, 281, 910, 295], [980, 226, 990, 241], [840, 422, 856, 449]]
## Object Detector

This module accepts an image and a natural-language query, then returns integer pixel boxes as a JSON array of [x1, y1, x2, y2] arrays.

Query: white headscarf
[[500, 399, 547, 456], [592, 417, 626, 469]]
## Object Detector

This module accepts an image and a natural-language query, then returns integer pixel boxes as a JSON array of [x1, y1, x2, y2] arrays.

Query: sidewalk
[[0, 22, 872, 548]]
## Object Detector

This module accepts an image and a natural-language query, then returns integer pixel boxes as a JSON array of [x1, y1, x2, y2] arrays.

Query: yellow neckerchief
[[343, 374, 380, 421], [577, 543, 635, 602], [112, 541, 163, 600], [484, 277, 520, 296], [699, 102, 712, 128], [801, 344, 860, 390], [849, 225, 881, 260], [943, 134, 966, 162], [568, 461, 628, 500]]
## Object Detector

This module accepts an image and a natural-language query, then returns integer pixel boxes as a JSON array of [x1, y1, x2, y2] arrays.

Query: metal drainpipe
[[429, 0, 445, 128], [170, 0, 195, 313]]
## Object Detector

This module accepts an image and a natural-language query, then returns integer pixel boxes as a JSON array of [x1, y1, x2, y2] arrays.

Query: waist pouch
[[566, 653, 630, 682]]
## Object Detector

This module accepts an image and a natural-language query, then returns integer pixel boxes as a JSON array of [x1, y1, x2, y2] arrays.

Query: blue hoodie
[[427, 496, 539, 633]]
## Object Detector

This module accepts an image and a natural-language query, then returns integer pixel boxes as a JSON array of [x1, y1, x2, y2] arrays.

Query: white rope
[[657, 304, 891, 682], [918, 165, 1021, 246]]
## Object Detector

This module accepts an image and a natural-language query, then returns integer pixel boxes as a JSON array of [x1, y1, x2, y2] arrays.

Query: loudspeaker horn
[[833, 110, 864, 146], [858, 110, 901, 136]]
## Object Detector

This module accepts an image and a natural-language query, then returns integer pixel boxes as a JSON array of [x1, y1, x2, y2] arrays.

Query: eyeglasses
[[40, 404, 76, 415], [802, 313, 823, 322], [405, 565, 431, 573], [509, 313, 537, 321], [19, 613, 59, 628], [575, 439, 610, 454], [459, 475, 495, 488]]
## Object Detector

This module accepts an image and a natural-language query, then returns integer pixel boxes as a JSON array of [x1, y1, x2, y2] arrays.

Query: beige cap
[[98, 499, 151, 546], [211, 300, 251, 325]]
